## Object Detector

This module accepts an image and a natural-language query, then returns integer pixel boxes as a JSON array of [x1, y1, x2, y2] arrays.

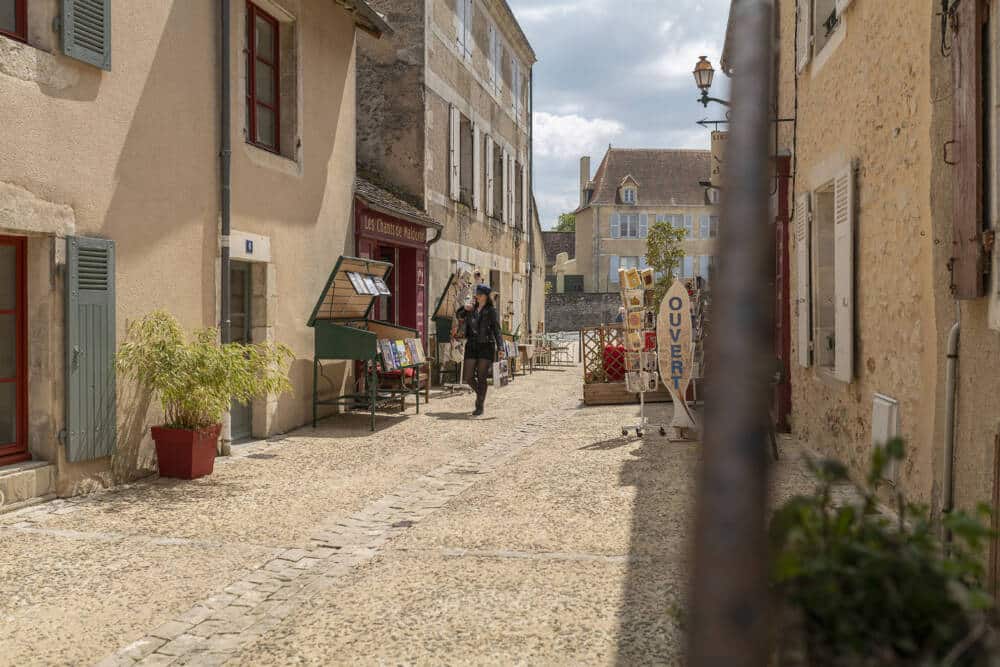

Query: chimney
[[580, 156, 591, 208]]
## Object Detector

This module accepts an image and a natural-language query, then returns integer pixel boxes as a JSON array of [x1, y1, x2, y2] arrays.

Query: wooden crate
[[583, 382, 673, 406]]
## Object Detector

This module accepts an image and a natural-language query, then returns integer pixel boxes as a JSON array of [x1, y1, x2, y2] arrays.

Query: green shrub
[[117, 310, 293, 430], [770, 440, 1000, 665]]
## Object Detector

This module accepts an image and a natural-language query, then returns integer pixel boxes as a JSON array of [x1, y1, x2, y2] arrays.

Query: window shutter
[[833, 165, 855, 382], [951, 0, 987, 299], [684, 215, 693, 238], [62, 0, 112, 71], [796, 0, 811, 74], [485, 137, 495, 217], [488, 24, 496, 89], [611, 213, 620, 238], [472, 124, 481, 211], [65, 236, 116, 462], [521, 162, 529, 227], [449, 106, 461, 201], [609, 255, 620, 284], [639, 214, 648, 238], [795, 193, 812, 367], [501, 149, 510, 224]]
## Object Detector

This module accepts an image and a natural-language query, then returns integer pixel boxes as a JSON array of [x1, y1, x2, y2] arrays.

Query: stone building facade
[[356, 0, 545, 339], [573, 148, 719, 293], [0, 0, 385, 503], [725, 0, 1000, 535]]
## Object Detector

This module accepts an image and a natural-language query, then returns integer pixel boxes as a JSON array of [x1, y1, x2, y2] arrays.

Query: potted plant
[[117, 310, 293, 479]]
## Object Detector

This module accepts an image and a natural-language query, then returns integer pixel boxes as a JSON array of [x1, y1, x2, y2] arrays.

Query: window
[[796, 0, 852, 73], [489, 22, 503, 94], [707, 188, 720, 204], [515, 161, 524, 229], [608, 256, 642, 286], [456, 0, 473, 59], [459, 114, 474, 206], [246, 3, 280, 153], [699, 215, 720, 239], [795, 163, 855, 382], [512, 56, 522, 119], [657, 214, 686, 229], [679, 256, 694, 279], [493, 140, 504, 219], [564, 275, 584, 292], [0, 0, 26, 42], [622, 187, 637, 205], [611, 213, 648, 239]]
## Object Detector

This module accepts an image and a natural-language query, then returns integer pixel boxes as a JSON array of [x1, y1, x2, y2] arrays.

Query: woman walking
[[456, 285, 505, 416]]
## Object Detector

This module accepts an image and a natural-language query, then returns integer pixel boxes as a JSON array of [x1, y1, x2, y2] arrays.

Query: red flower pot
[[150, 424, 221, 480]]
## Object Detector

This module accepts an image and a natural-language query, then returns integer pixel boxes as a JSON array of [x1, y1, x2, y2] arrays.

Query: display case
[[308, 256, 426, 431]]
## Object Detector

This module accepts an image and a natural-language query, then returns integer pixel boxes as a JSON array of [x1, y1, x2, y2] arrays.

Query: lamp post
[[693, 56, 730, 108]]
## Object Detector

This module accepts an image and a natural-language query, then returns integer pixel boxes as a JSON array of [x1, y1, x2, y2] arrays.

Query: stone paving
[[0, 363, 823, 666]]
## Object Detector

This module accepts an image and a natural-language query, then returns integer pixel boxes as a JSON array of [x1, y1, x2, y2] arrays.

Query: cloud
[[533, 111, 625, 160], [516, 0, 606, 23]]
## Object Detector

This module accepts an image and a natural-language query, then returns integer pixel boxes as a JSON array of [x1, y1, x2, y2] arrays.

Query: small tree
[[645, 220, 687, 311], [555, 213, 576, 232]]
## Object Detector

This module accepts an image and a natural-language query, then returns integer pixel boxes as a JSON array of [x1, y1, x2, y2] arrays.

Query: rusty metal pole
[[689, 1, 776, 665]]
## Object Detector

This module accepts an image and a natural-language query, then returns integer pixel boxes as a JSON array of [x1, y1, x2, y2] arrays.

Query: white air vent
[[872, 393, 900, 484]]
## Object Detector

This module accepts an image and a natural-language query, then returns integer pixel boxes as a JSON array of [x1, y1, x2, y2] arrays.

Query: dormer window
[[619, 175, 639, 205]]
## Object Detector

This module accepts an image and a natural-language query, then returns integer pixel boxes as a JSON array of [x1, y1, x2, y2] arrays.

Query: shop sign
[[359, 210, 427, 245], [711, 131, 728, 189]]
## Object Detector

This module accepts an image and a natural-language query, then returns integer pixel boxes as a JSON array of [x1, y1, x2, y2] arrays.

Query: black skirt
[[464, 341, 496, 361]]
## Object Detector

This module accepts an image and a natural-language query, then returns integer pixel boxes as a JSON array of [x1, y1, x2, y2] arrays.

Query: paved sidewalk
[[0, 365, 820, 666]]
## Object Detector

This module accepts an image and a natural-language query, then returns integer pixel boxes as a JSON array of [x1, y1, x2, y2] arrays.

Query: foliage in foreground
[[770, 440, 1000, 665], [644, 221, 686, 312], [555, 212, 576, 232], [117, 310, 294, 430]]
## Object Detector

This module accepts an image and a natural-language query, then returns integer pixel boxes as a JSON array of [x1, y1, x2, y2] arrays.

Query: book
[[379, 339, 397, 370], [373, 277, 392, 296], [347, 271, 366, 295], [395, 340, 412, 367], [405, 339, 424, 365], [362, 276, 379, 295], [627, 311, 644, 330]]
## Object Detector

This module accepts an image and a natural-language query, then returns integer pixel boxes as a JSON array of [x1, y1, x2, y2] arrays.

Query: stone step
[[0, 461, 56, 514]]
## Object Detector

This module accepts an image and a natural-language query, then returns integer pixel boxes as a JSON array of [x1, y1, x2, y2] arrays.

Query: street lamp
[[693, 56, 730, 108]]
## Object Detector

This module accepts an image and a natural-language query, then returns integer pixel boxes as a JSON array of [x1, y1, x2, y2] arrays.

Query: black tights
[[463, 357, 492, 408]]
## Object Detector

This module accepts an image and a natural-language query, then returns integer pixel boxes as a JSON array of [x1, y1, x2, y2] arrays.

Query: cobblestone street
[[1, 365, 817, 666]]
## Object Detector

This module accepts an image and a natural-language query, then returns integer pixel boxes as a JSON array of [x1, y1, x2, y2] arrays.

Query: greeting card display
[[641, 268, 655, 289], [624, 268, 643, 290], [624, 289, 645, 310], [626, 311, 644, 330]]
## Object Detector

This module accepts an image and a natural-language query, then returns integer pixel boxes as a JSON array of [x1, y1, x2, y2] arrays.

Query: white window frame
[[489, 22, 503, 96], [512, 55, 522, 120], [796, 0, 851, 76], [796, 161, 855, 382], [622, 187, 636, 205]]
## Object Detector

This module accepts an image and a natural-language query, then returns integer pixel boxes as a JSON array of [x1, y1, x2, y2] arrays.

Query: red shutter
[[952, 0, 987, 299]]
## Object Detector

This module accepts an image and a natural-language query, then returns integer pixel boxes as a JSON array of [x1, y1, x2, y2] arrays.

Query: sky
[[506, 0, 732, 229]]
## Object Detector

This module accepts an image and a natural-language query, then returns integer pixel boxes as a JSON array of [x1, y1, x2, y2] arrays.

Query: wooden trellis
[[582, 325, 625, 384]]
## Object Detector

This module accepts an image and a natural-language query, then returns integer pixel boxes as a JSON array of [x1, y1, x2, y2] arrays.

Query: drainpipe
[[943, 304, 961, 541], [426, 224, 443, 351], [219, 0, 233, 454]]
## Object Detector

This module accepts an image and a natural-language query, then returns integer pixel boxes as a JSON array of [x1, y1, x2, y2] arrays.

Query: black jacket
[[456, 304, 504, 349]]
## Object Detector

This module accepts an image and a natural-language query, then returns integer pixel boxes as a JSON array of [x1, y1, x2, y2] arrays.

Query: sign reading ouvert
[[657, 280, 698, 433]]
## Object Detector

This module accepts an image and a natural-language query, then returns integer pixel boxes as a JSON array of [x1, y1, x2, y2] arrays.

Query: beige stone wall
[[780, 0, 940, 502], [424, 0, 536, 333], [0, 1, 358, 494]]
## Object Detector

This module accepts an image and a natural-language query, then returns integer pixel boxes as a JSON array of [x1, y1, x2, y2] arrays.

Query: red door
[[773, 157, 792, 431], [0, 235, 29, 466]]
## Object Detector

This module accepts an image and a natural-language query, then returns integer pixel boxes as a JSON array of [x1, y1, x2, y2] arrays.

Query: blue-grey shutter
[[62, 0, 111, 71], [684, 215, 693, 238], [610, 213, 620, 238], [639, 214, 648, 238], [700, 215, 710, 238], [609, 255, 620, 285], [65, 237, 117, 462]]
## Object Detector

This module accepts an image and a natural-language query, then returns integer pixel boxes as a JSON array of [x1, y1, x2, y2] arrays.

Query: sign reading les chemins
[[359, 211, 426, 245]]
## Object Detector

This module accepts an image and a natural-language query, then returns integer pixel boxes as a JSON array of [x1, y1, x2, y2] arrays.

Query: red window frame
[[1, 0, 28, 43], [246, 2, 280, 153], [0, 235, 29, 466]]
